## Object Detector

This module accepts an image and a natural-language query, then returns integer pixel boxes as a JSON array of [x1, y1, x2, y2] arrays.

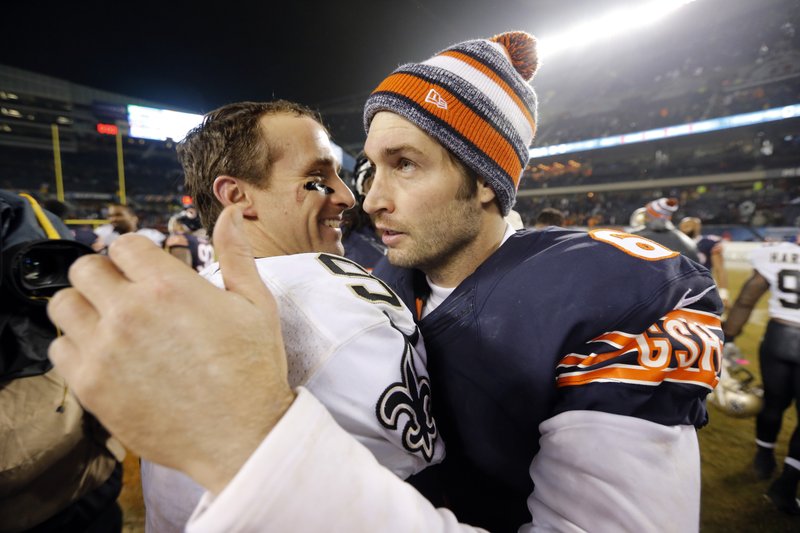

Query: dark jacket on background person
[[0, 190, 124, 533]]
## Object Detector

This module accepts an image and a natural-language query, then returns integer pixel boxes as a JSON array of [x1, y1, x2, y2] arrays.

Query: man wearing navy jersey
[[164, 207, 215, 272], [360, 32, 722, 532]]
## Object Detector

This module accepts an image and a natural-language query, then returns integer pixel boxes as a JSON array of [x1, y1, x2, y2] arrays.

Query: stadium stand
[[0, 0, 797, 235], [515, 0, 799, 231]]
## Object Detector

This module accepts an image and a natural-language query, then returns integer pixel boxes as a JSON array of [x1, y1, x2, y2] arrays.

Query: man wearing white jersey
[[724, 238, 800, 514], [138, 100, 443, 532], [92, 203, 165, 252]]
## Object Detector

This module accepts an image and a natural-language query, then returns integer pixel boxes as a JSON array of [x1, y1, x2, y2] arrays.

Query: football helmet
[[708, 354, 764, 418], [353, 152, 373, 199], [169, 207, 203, 234], [628, 207, 647, 231]]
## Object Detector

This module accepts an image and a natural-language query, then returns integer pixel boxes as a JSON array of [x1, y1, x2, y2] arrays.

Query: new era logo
[[425, 88, 448, 110]]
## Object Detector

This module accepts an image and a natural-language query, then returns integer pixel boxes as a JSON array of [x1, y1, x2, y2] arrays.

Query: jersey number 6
[[589, 229, 679, 261]]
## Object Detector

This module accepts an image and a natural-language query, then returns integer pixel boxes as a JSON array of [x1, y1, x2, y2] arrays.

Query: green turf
[[700, 269, 799, 532]]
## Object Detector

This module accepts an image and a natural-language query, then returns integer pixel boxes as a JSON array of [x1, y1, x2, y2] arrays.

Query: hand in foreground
[[47, 205, 295, 494]]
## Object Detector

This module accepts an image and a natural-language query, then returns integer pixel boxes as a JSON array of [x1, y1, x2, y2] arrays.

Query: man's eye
[[303, 180, 334, 195], [399, 159, 416, 172], [362, 175, 374, 195]]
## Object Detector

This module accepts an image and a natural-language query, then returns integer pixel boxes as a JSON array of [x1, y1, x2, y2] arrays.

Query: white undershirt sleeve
[[527, 410, 701, 533]]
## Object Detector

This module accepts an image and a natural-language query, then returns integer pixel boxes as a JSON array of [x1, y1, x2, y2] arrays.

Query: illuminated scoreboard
[[127, 105, 203, 142]]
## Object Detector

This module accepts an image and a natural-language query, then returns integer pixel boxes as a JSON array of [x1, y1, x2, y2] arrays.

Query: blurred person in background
[[341, 152, 386, 271], [1, 191, 124, 533], [92, 203, 165, 253], [631, 197, 700, 262], [533, 207, 565, 229], [139, 100, 443, 533], [164, 207, 215, 272], [723, 237, 800, 515], [679, 216, 730, 308]]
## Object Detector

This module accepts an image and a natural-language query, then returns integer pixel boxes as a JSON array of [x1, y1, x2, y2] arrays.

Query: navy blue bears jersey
[[165, 233, 215, 272], [374, 227, 723, 532]]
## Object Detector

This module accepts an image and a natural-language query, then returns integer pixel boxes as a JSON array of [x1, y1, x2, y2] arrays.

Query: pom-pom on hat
[[363, 31, 539, 215], [646, 197, 679, 220]]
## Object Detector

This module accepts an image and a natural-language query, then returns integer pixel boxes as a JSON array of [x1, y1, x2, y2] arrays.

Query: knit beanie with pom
[[646, 197, 679, 220], [363, 31, 539, 215]]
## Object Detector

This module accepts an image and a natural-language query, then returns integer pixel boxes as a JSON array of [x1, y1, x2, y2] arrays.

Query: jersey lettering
[[556, 309, 722, 390], [589, 229, 679, 261]]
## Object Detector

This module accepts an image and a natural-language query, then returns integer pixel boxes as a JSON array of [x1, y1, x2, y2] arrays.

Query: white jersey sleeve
[[188, 388, 475, 533], [142, 253, 443, 533], [751, 242, 800, 325]]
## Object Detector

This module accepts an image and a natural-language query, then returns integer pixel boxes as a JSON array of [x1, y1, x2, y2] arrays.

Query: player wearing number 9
[[164, 207, 215, 272], [138, 101, 445, 533], [724, 238, 800, 514]]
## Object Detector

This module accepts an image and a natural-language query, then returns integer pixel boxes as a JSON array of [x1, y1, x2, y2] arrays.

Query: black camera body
[[1, 190, 93, 379], [2, 239, 93, 304]]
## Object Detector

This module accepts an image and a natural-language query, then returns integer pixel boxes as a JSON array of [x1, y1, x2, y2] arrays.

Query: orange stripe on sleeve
[[557, 365, 719, 388]]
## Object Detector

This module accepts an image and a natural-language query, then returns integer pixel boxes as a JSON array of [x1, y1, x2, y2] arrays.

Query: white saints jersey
[[141, 252, 443, 533], [752, 241, 800, 325]]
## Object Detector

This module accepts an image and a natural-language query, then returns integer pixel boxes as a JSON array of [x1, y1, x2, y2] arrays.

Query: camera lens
[[3, 240, 93, 302], [22, 251, 60, 287]]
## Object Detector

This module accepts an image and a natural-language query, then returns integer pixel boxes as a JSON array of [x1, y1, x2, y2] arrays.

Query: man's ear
[[213, 176, 256, 217], [477, 177, 497, 205]]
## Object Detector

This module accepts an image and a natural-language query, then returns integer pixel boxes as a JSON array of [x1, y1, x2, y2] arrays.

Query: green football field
[[700, 269, 798, 532]]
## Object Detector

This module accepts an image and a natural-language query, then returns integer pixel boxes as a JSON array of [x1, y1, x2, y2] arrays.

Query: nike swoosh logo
[[675, 285, 715, 309]]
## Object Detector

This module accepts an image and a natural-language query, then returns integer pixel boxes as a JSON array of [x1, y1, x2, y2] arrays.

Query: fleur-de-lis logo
[[376, 321, 437, 462]]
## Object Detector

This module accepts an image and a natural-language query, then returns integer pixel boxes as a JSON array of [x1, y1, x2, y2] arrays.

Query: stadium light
[[537, 0, 698, 59]]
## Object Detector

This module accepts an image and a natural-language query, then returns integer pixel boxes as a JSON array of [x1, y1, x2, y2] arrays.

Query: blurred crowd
[[535, 0, 799, 146]]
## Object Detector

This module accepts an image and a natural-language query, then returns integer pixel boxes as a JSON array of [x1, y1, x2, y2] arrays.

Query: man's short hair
[[177, 100, 323, 235], [535, 207, 565, 227]]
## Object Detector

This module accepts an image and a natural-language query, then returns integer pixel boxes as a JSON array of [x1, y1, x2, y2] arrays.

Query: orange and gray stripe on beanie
[[363, 31, 539, 215]]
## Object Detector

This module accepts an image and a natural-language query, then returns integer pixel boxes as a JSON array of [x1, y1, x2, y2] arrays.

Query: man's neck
[[426, 215, 509, 288]]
